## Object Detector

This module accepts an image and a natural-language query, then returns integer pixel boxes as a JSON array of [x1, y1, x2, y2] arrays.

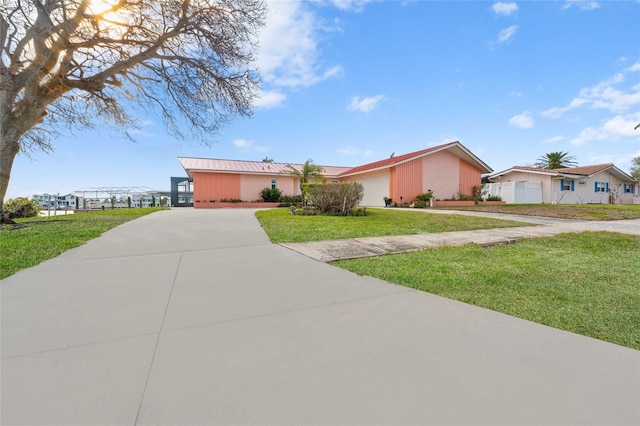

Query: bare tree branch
[[1, 0, 265, 222]]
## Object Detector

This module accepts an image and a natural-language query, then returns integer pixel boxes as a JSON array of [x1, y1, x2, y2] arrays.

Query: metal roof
[[178, 157, 352, 179], [178, 141, 494, 179]]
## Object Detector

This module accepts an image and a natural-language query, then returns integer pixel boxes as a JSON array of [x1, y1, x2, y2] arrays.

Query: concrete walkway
[[282, 210, 640, 262], [1, 208, 639, 425]]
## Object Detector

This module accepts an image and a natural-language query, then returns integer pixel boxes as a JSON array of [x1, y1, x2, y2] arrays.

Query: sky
[[6, 0, 640, 199]]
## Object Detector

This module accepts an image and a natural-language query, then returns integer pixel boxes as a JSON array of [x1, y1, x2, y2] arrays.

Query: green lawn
[[0, 208, 166, 280], [255, 207, 530, 243], [335, 232, 640, 350]]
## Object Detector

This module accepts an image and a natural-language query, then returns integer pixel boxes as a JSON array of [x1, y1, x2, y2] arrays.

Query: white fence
[[486, 182, 542, 204]]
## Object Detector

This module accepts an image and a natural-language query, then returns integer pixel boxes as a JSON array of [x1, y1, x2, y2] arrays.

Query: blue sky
[[7, 0, 640, 199]]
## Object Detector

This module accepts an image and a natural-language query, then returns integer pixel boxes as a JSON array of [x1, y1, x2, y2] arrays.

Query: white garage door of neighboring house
[[357, 174, 389, 207]]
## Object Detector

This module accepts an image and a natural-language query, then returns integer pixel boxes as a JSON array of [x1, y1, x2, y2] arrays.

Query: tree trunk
[[0, 133, 21, 224]]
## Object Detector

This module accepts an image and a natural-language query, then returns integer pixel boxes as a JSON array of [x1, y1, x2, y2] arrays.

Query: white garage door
[[357, 174, 389, 206]]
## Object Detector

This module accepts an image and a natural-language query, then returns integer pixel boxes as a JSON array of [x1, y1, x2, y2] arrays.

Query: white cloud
[[232, 138, 253, 148], [496, 25, 518, 43], [589, 151, 640, 167], [253, 90, 286, 109], [258, 1, 345, 90], [570, 112, 640, 145], [508, 111, 534, 129], [337, 146, 361, 155], [542, 70, 640, 118], [330, 0, 372, 12], [625, 61, 640, 72], [127, 119, 156, 138], [543, 135, 568, 144], [232, 138, 270, 153], [570, 128, 605, 145], [337, 146, 376, 158], [349, 95, 385, 113], [492, 2, 518, 16], [562, 0, 600, 11]]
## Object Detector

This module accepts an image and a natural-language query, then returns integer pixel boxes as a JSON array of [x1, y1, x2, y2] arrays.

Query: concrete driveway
[[2, 208, 639, 425]]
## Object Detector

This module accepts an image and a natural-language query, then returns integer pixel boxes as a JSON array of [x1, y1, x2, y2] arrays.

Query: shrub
[[415, 190, 434, 202], [300, 182, 322, 205], [306, 182, 364, 215], [280, 194, 302, 203], [3, 197, 40, 219], [486, 195, 502, 201], [471, 185, 483, 201], [260, 187, 282, 202], [449, 191, 475, 202], [414, 200, 427, 208], [219, 198, 243, 203], [349, 207, 367, 216]]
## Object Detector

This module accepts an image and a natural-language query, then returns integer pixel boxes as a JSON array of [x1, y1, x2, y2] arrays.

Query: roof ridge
[[178, 156, 351, 169], [339, 141, 461, 176]]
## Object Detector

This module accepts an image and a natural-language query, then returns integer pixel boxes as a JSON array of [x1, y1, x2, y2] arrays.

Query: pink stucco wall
[[240, 174, 298, 201], [422, 151, 461, 200], [459, 159, 481, 195], [193, 172, 241, 207], [390, 159, 423, 202]]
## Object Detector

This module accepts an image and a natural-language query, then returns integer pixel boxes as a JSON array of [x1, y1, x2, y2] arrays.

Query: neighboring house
[[487, 164, 639, 204], [179, 141, 492, 207], [32, 193, 83, 210]]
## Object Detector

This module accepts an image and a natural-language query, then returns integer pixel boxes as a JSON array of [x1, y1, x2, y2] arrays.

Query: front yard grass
[[335, 231, 640, 350], [0, 208, 167, 280], [437, 203, 640, 220], [255, 207, 530, 243]]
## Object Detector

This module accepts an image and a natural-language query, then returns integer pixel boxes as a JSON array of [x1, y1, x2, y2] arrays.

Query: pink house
[[179, 141, 493, 207]]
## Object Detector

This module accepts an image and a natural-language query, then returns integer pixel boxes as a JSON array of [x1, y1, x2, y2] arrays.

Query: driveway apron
[[1, 208, 638, 425]]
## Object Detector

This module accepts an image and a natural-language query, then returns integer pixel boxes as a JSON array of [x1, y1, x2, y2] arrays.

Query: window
[[595, 182, 608, 193], [623, 184, 634, 194], [271, 178, 277, 190], [560, 179, 574, 192]]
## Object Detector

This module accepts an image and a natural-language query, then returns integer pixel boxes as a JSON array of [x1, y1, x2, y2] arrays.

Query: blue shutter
[[571, 181, 575, 191], [606, 183, 609, 192], [594, 182, 598, 192], [560, 179, 565, 191]]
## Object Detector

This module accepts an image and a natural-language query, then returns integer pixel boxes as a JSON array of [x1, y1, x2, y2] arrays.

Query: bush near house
[[260, 187, 282, 202], [2, 197, 39, 220], [296, 182, 364, 216], [415, 191, 434, 202]]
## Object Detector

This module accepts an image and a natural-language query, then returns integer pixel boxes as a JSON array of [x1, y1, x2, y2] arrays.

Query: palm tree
[[289, 159, 324, 194], [630, 156, 640, 179], [290, 159, 324, 184], [534, 151, 578, 169]]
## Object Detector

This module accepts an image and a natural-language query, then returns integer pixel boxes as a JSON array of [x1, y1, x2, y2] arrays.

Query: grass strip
[[436, 204, 640, 220], [0, 208, 167, 280], [335, 231, 640, 350], [255, 207, 530, 243]]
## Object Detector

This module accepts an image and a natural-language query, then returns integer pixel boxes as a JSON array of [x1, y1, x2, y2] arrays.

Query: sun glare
[[87, 0, 117, 15]]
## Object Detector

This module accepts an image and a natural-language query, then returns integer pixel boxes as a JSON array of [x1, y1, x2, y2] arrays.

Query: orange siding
[[388, 167, 397, 201], [193, 172, 241, 207], [391, 158, 423, 202], [458, 160, 481, 195]]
